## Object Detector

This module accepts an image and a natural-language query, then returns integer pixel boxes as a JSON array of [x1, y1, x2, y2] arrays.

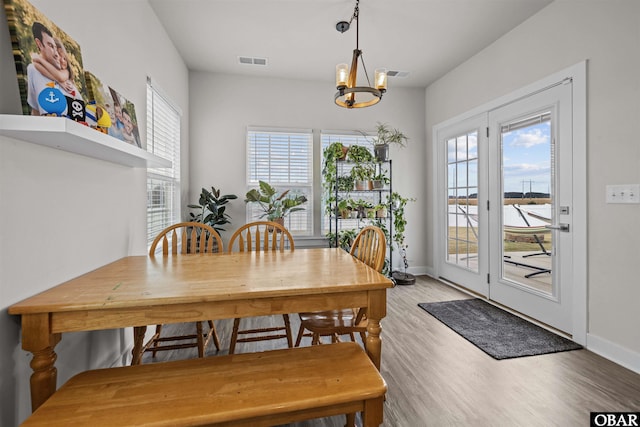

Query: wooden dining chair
[[295, 225, 386, 347], [227, 221, 295, 354], [131, 222, 222, 365]]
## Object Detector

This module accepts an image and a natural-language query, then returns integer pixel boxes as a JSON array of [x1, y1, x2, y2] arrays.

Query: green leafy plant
[[375, 122, 409, 147], [326, 229, 358, 251], [322, 142, 347, 216], [351, 163, 375, 182], [336, 175, 354, 192], [188, 187, 238, 235], [245, 181, 307, 221], [346, 144, 373, 163], [337, 199, 355, 218], [390, 192, 416, 272]]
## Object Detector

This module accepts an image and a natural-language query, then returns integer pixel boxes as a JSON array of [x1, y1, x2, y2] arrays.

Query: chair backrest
[[149, 222, 223, 256], [228, 221, 295, 253], [349, 226, 386, 273]]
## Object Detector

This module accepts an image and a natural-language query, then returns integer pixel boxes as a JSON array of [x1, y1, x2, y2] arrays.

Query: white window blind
[[247, 128, 313, 235], [147, 78, 181, 247]]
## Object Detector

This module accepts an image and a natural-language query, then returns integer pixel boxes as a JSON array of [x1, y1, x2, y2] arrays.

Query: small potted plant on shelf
[[371, 170, 389, 190], [337, 199, 354, 219], [353, 199, 373, 219], [336, 174, 354, 192], [245, 180, 307, 229], [374, 203, 388, 219], [346, 144, 373, 163], [373, 122, 409, 162], [188, 186, 238, 236], [326, 141, 348, 161], [351, 163, 375, 190]]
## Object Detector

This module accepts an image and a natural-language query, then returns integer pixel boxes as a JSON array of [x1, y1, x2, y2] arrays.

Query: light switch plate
[[606, 184, 640, 204]]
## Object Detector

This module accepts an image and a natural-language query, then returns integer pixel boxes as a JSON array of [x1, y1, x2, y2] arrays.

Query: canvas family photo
[[3, 0, 87, 119], [108, 86, 142, 148]]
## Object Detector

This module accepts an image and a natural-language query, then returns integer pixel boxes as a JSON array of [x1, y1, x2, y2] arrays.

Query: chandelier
[[334, 0, 387, 109]]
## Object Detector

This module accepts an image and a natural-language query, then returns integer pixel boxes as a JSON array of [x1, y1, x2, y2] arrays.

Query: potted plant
[[325, 141, 348, 162], [346, 144, 373, 163], [390, 192, 416, 285], [188, 186, 238, 235], [336, 174, 354, 192], [353, 199, 373, 219], [351, 163, 375, 190], [373, 122, 409, 162], [322, 143, 350, 219], [245, 180, 307, 229], [374, 203, 388, 219], [337, 199, 353, 219], [371, 170, 389, 190]]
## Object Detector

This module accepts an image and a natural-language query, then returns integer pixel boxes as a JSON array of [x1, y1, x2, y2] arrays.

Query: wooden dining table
[[9, 247, 394, 412]]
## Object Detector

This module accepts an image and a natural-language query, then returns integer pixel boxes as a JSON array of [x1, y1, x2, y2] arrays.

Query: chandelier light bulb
[[375, 68, 388, 91], [336, 64, 349, 88]]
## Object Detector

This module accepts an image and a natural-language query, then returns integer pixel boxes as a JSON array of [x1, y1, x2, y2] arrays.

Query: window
[[146, 78, 181, 247], [320, 131, 373, 233], [246, 127, 313, 235]]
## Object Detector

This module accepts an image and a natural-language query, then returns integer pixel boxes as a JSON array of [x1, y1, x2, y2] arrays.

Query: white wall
[[425, 0, 640, 366], [0, 1, 188, 424], [189, 71, 427, 273]]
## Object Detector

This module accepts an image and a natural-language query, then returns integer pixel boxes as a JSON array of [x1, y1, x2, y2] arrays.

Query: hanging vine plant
[[390, 192, 416, 284]]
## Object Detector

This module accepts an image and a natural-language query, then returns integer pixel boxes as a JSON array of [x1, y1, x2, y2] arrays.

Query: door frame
[[431, 61, 587, 345]]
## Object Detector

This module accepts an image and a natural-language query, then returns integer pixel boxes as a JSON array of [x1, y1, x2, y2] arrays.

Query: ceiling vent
[[387, 70, 410, 78], [238, 56, 268, 66]]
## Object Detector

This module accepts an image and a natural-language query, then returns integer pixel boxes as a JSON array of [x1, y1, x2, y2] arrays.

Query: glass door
[[488, 82, 573, 333], [436, 114, 488, 296]]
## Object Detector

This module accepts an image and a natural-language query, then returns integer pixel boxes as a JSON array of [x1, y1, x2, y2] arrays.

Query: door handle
[[545, 223, 570, 232]]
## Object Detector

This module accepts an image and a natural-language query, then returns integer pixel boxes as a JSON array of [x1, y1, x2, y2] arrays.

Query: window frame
[[246, 126, 313, 236], [146, 77, 182, 249]]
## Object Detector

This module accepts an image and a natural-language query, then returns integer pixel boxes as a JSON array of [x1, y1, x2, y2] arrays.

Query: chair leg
[[131, 326, 146, 365], [345, 412, 356, 427], [283, 314, 293, 348], [229, 318, 241, 354], [208, 320, 220, 351], [294, 323, 305, 347], [151, 324, 163, 357], [196, 322, 205, 358]]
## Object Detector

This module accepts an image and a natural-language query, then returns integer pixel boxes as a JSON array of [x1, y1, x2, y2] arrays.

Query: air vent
[[387, 70, 410, 78], [238, 56, 268, 66]]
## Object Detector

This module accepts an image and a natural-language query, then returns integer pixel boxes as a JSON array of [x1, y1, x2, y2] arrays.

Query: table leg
[[21, 313, 60, 411], [365, 289, 387, 370], [29, 346, 58, 411]]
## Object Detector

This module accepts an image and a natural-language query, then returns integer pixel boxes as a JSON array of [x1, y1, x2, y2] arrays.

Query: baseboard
[[405, 266, 432, 277], [587, 333, 640, 375]]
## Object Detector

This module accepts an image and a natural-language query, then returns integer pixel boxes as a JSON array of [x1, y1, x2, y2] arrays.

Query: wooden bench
[[21, 342, 387, 427]]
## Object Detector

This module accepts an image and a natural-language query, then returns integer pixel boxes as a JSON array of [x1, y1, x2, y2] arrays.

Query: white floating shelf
[[0, 114, 171, 168]]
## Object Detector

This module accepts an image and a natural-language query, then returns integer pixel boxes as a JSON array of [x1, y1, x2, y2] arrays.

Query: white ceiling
[[149, 0, 553, 88]]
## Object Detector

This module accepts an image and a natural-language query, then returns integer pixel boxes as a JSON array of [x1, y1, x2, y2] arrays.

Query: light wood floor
[[141, 276, 640, 426]]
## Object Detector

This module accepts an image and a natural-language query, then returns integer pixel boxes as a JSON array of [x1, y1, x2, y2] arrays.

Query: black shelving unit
[[329, 160, 393, 271]]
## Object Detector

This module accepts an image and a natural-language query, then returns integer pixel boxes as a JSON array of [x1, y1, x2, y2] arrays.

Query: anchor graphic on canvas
[[44, 91, 59, 104]]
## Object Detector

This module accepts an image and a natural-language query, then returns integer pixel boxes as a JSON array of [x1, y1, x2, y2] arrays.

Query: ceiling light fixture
[[334, 0, 386, 109]]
